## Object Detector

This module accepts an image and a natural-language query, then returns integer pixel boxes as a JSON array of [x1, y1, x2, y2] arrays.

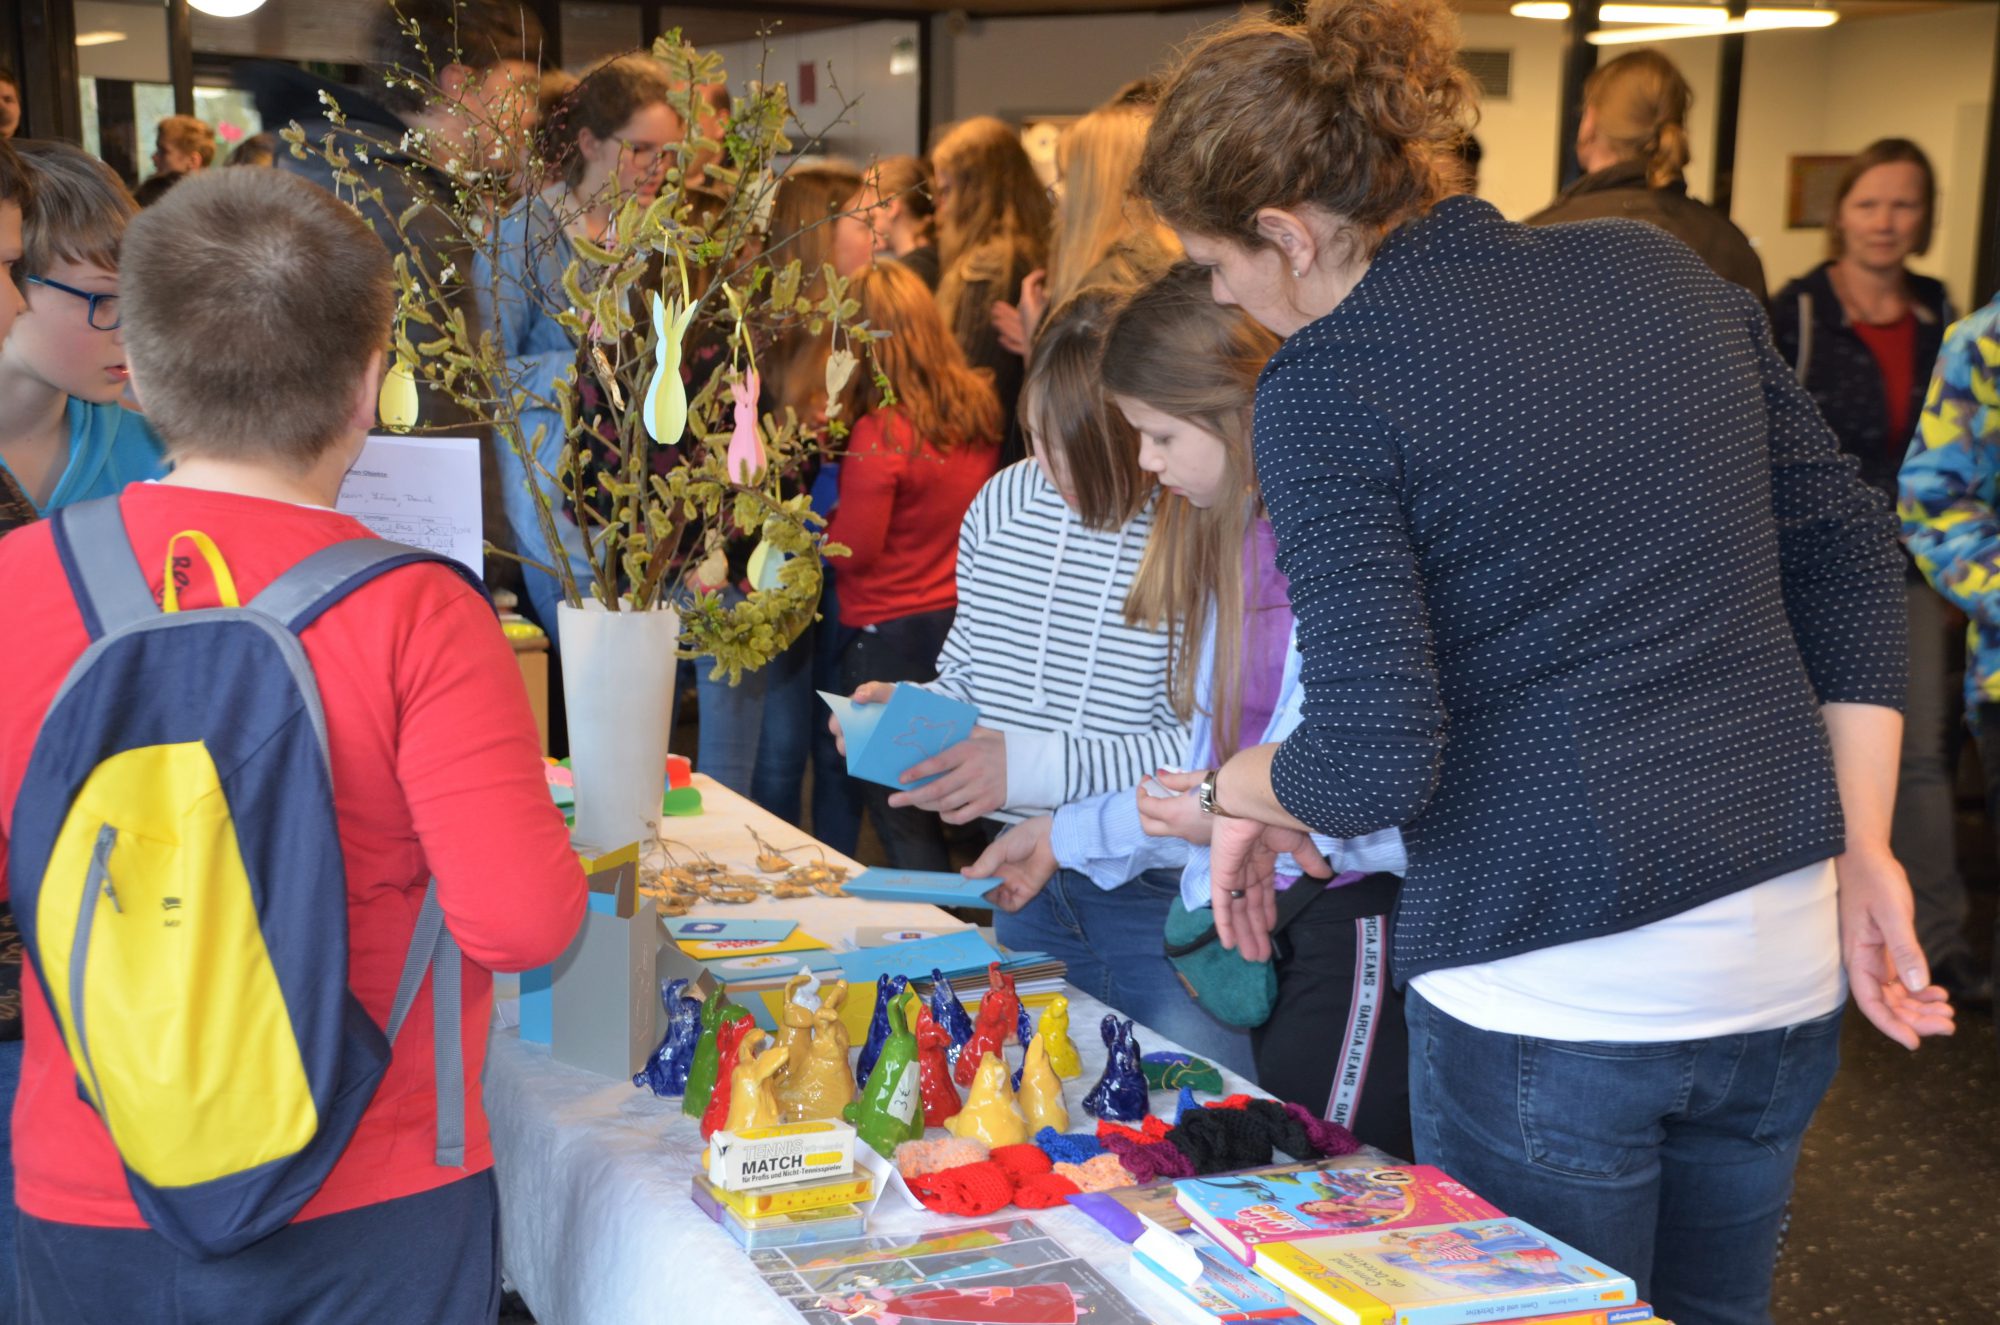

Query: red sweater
[[825, 410, 998, 628], [0, 485, 585, 1228]]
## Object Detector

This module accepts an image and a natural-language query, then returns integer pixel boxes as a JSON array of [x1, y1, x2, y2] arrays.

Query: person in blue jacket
[[0, 143, 163, 518], [475, 55, 680, 641]]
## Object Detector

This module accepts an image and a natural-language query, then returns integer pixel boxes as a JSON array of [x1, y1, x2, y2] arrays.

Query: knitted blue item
[[1176, 1085, 1199, 1124], [1034, 1128, 1106, 1165]]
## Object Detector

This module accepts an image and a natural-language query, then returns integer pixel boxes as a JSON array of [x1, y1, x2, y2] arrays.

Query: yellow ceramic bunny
[[818, 979, 852, 1055], [1018, 1033, 1069, 1133], [1039, 995, 1082, 1079], [943, 1052, 1028, 1148], [785, 1000, 858, 1122], [722, 1038, 788, 1133]]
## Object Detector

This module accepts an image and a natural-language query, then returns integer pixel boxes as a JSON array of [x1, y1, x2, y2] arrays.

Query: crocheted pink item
[[894, 1135, 989, 1179], [1055, 1154, 1134, 1192]]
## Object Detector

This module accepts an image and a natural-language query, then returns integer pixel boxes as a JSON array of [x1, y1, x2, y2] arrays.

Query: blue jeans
[[0, 1039, 18, 1324], [995, 868, 1253, 1078], [693, 652, 771, 799], [749, 611, 863, 851], [1406, 990, 1844, 1325]]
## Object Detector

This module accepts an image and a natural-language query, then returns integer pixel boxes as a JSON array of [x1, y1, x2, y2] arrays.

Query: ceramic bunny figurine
[[953, 966, 1020, 1087], [786, 999, 858, 1122], [843, 995, 923, 1158], [1018, 1033, 1069, 1133], [633, 977, 701, 1097], [912, 999, 962, 1128], [1038, 995, 1082, 1079], [683, 988, 750, 1119], [929, 967, 975, 1070], [722, 1040, 789, 1134], [1082, 1016, 1147, 1122], [700, 1018, 762, 1140], [944, 1051, 1029, 1148], [857, 973, 910, 1084]]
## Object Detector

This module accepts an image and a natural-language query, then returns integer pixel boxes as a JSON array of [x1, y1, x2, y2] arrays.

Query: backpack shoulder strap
[[248, 539, 488, 634], [51, 496, 157, 640], [385, 880, 465, 1169]]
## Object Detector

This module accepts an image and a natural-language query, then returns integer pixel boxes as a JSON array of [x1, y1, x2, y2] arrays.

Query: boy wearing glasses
[[0, 142, 164, 515]]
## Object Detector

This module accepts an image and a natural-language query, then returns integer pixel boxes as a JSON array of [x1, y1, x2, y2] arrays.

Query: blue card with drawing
[[818, 684, 979, 790]]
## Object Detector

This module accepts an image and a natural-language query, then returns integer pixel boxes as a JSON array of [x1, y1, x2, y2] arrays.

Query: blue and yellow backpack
[[9, 495, 481, 1260]]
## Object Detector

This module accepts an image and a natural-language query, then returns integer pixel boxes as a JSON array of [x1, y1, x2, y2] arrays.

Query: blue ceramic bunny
[[633, 977, 702, 1097], [1082, 1015, 1147, 1121], [856, 973, 910, 1084]]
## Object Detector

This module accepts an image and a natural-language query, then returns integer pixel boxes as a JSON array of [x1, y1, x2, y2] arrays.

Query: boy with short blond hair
[[0, 166, 584, 1321], [0, 141, 164, 515]]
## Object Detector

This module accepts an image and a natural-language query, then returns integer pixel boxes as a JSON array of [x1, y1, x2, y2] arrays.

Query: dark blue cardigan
[[1256, 196, 1907, 983]]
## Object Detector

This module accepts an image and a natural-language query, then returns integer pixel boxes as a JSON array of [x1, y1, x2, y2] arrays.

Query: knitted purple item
[[1282, 1101, 1361, 1157], [1034, 1128, 1106, 1165], [1101, 1131, 1196, 1183]]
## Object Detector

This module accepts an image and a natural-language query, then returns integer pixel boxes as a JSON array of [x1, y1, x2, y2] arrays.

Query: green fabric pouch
[[1162, 878, 1327, 1029]]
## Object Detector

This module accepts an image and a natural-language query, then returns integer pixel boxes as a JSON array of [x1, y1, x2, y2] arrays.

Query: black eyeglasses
[[26, 275, 121, 330]]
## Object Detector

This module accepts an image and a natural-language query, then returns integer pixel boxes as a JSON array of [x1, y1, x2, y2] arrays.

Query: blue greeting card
[[818, 684, 979, 790], [842, 868, 1003, 907]]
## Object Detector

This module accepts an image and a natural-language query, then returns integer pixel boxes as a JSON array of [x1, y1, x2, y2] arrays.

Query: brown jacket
[[1527, 161, 1768, 303]]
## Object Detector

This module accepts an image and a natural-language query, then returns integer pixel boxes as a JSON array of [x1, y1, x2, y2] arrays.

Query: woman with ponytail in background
[[1528, 48, 1765, 299]]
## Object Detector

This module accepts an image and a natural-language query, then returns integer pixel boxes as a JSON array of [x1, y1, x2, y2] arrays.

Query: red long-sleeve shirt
[[825, 410, 998, 629], [0, 485, 585, 1228]]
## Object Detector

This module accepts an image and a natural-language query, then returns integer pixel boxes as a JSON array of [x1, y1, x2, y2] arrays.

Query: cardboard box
[[706, 1119, 857, 1193]]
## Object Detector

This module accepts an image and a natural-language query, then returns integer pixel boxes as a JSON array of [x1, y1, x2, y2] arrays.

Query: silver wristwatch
[[1196, 768, 1226, 816]]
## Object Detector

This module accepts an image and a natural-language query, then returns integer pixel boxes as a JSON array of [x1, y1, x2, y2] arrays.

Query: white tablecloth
[[488, 778, 1258, 1325]]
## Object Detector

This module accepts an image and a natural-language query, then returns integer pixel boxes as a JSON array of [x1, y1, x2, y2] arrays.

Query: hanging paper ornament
[[822, 347, 858, 417], [944, 1052, 1029, 1149], [726, 371, 765, 483], [746, 537, 787, 591], [682, 987, 750, 1119], [912, 999, 962, 1129], [1039, 996, 1082, 1079], [857, 973, 910, 1085], [633, 976, 702, 1097], [641, 287, 699, 444], [377, 356, 419, 430], [843, 995, 923, 1159]]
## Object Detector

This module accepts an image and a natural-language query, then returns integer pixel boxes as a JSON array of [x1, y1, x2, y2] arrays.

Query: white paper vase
[[558, 600, 681, 850]]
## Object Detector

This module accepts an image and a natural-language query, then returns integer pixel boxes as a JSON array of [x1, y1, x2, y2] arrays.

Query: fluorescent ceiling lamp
[[73, 30, 128, 46], [187, 0, 267, 15], [1587, 9, 1838, 41]]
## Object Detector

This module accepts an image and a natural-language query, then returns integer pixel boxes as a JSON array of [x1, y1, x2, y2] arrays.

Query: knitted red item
[[906, 1160, 1015, 1216], [1208, 1094, 1255, 1111], [1011, 1172, 1081, 1209], [1139, 1115, 1174, 1143], [989, 1144, 1054, 1180]]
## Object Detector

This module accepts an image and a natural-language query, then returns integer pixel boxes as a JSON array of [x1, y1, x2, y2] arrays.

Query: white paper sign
[[338, 435, 483, 573]]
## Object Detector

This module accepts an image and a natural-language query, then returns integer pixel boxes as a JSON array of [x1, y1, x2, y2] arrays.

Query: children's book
[[842, 868, 1003, 907], [1070, 1160, 1362, 1242], [1131, 1237, 1318, 1325], [832, 929, 1002, 987], [819, 685, 979, 790], [1251, 1219, 1638, 1325], [1175, 1165, 1501, 1265], [749, 1216, 1154, 1325]]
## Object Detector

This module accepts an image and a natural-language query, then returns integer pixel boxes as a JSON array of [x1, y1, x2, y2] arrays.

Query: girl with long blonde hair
[[970, 266, 1408, 1128], [824, 261, 1003, 868]]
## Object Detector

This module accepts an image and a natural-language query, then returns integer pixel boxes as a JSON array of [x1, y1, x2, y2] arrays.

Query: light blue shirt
[[472, 194, 593, 593], [0, 398, 167, 516], [1049, 615, 1407, 909]]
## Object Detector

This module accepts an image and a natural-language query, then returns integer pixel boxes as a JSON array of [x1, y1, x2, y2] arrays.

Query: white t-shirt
[[1410, 859, 1843, 1041]]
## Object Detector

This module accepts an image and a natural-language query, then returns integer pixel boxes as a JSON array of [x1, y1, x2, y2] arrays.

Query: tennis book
[[1174, 1165, 1501, 1264], [1252, 1219, 1639, 1325]]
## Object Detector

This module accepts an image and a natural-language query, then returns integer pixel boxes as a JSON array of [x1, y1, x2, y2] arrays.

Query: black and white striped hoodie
[[926, 460, 1188, 823]]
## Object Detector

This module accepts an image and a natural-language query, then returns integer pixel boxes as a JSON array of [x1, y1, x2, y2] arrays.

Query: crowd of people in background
[[0, 0, 1992, 1319]]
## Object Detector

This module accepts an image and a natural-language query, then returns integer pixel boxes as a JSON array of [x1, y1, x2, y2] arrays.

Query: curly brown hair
[[1136, 0, 1475, 255]]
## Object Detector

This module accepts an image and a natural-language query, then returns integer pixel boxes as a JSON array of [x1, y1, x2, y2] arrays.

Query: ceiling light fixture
[[1586, 8, 1838, 41], [73, 30, 129, 47], [186, 0, 268, 17]]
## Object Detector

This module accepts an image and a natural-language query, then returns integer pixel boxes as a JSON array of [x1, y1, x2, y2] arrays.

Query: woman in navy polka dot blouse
[[1133, 1, 1957, 1320]]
